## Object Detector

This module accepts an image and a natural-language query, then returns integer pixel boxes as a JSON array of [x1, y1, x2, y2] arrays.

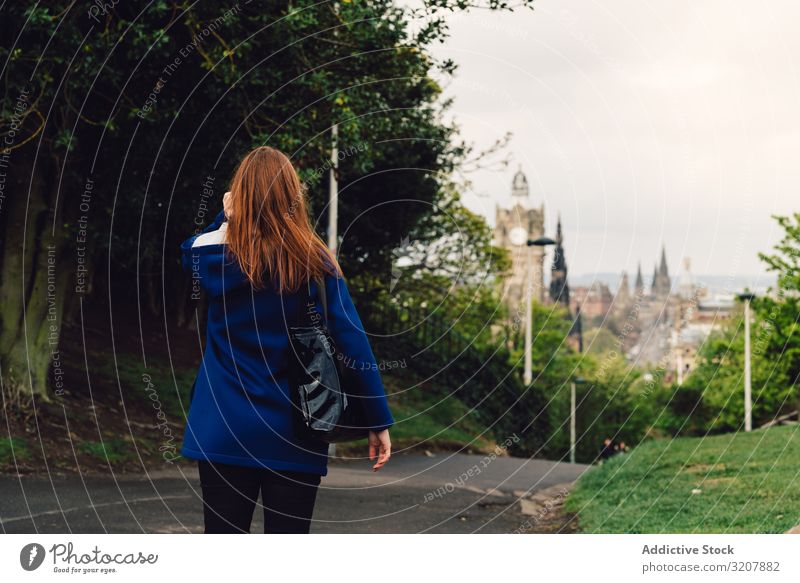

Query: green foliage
[[91, 351, 197, 420], [572, 353, 660, 462], [1, 0, 531, 397], [79, 438, 134, 463], [755, 212, 800, 407], [582, 327, 620, 357], [382, 378, 496, 452], [505, 302, 579, 458], [662, 315, 795, 435], [0, 437, 31, 464], [665, 213, 800, 435], [369, 283, 553, 456], [566, 426, 800, 533]]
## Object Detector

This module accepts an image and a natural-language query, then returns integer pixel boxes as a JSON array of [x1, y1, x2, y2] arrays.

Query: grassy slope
[[333, 375, 497, 457], [0, 348, 198, 474], [565, 425, 800, 533], [2, 349, 497, 471]]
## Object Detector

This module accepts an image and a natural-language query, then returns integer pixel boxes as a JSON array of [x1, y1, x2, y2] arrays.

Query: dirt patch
[[512, 482, 580, 533], [685, 463, 727, 474], [701, 477, 738, 487], [1, 314, 200, 477]]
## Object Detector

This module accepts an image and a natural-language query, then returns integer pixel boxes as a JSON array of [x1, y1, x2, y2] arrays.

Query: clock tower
[[494, 167, 545, 316]]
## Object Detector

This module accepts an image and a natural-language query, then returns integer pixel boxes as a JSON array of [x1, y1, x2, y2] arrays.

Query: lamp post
[[327, 123, 339, 253], [327, 124, 339, 460], [570, 376, 586, 464], [509, 228, 556, 384], [523, 237, 556, 385], [738, 292, 756, 432]]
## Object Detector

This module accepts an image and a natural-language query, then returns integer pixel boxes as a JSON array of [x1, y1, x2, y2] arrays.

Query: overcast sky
[[419, 0, 799, 280]]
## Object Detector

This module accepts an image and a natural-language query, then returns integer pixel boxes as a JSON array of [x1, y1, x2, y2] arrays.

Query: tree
[[756, 212, 800, 412], [0, 1, 534, 402], [1, 2, 180, 404], [664, 213, 800, 435]]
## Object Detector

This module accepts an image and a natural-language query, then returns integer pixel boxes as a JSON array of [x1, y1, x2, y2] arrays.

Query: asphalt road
[[0, 453, 588, 534]]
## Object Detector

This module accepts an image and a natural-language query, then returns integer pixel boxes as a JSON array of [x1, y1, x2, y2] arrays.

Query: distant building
[[615, 271, 631, 309], [570, 282, 613, 320], [634, 262, 645, 297], [651, 246, 672, 297], [494, 167, 545, 314], [678, 257, 695, 299]]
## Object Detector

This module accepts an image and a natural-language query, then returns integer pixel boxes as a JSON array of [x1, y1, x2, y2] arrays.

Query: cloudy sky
[[420, 0, 799, 281]]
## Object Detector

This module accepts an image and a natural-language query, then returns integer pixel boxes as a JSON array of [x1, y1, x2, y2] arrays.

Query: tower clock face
[[509, 226, 528, 247]]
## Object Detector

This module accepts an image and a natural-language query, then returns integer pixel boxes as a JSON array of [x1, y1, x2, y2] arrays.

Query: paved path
[[0, 453, 588, 534]]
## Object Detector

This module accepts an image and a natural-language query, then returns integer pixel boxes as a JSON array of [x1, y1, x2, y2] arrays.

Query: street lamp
[[509, 228, 556, 384], [738, 291, 756, 432], [570, 376, 587, 464], [524, 236, 556, 384], [327, 124, 339, 253]]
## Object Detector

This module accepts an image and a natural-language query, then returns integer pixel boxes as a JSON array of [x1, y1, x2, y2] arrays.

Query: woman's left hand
[[368, 429, 391, 471]]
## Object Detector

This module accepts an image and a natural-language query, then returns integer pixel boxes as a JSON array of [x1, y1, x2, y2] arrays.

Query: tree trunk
[[0, 149, 68, 405]]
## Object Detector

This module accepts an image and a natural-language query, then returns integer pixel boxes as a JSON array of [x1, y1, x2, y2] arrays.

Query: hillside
[[565, 426, 800, 533], [1, 317, 497, 475]]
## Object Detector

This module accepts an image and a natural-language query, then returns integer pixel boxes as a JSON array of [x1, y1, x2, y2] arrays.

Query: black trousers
[[198, 460, 321, 534]]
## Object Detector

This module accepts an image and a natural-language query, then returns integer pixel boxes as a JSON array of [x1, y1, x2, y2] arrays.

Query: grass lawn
[[335, 376, 496, 457], [565, 425, 800, 533]]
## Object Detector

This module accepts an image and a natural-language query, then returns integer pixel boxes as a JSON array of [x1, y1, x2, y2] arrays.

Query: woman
[[179, 146, 393, 534]]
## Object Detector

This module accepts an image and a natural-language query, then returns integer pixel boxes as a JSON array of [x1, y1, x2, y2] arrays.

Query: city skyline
[[423, 0, 800, 279]]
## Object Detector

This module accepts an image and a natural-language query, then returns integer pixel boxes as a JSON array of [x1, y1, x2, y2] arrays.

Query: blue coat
[[179, 210, 394, 475]]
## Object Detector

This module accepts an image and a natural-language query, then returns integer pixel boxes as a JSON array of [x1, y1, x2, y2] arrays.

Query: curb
[[514, 482, 574, 517]]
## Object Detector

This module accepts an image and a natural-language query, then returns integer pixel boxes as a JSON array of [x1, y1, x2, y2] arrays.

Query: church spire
[[650, 245, 672, 297], [635, 262, 644, 295], [555, 213, 563, 245], [616, 271, 631, 308], [659, 245, 669, 277], [549, 214, 570, 309]]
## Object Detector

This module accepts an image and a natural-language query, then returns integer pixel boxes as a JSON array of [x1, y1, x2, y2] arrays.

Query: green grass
[[337, 377, 496, 455], [92, 351, 196, 418], [79, 438, 136, 463], [0, 437, 31, 464], [388, 390, 495, 452], [565, 425, 800, 533], [101, 350, 498, 456]]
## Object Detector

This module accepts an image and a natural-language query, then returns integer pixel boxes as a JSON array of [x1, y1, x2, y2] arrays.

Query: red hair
[[225, 146, 340, 292]]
